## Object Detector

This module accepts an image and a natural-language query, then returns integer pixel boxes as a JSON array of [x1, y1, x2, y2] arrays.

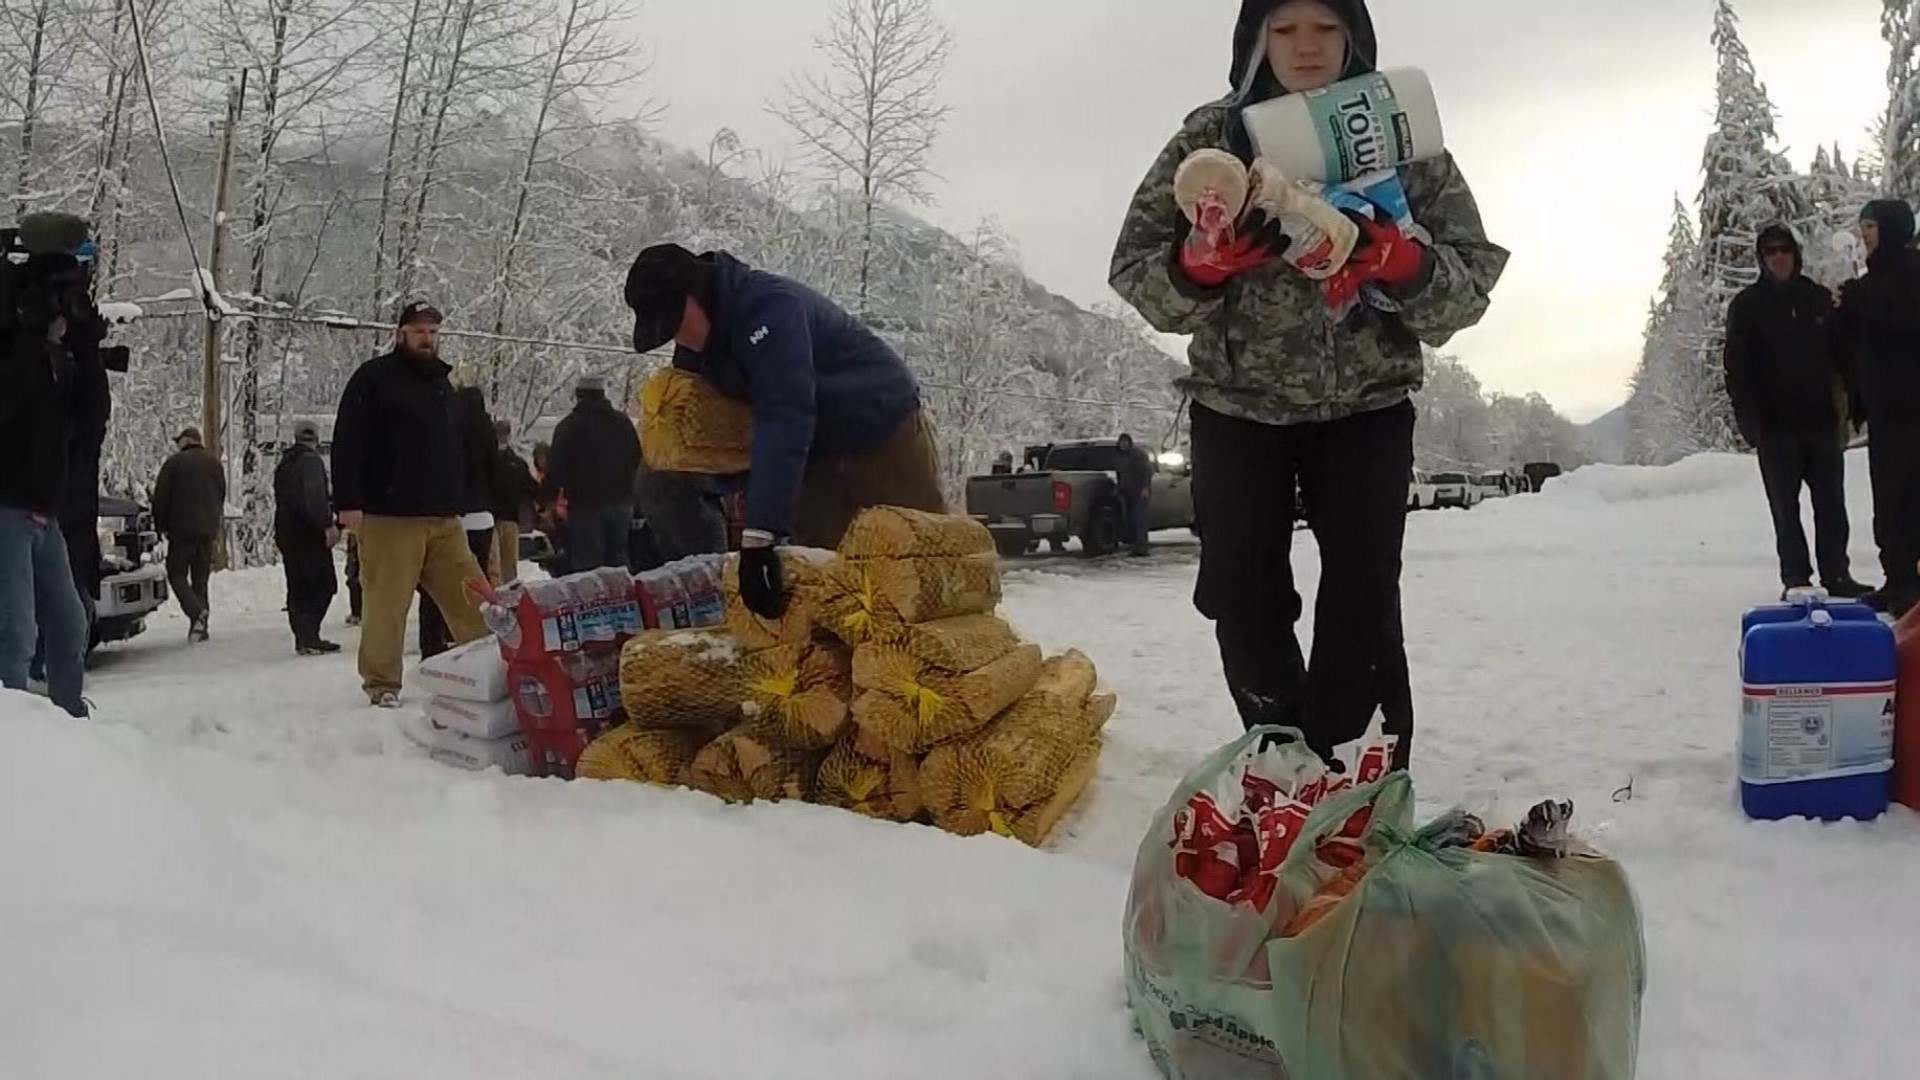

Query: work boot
[[188, 613, 209, 642], [293, 611, 342, 656], [1823, 576, 1875, 601]]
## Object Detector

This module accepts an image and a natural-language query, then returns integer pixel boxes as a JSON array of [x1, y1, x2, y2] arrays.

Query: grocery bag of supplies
[[1123, 727, 1646, 1080], [416, 636, 508, 703]]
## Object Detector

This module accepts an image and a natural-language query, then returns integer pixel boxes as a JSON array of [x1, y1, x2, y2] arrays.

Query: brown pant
[[491, 522, 520, 584], [790, 408, 947, 549], [355, 514, 489, 698]]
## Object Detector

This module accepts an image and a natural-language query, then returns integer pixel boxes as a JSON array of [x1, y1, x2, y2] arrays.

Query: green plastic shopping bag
[[1123, 727, 1647, 1079]]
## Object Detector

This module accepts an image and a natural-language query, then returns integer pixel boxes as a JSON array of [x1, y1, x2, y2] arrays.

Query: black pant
[[1870, 416, 1920, 594], [419, 527, 495, 658], [1756, 425, 1850, 586], [1189, 399, 1415, 769], [567, 502, 634, 572], [277, 532, 337, 643], [165, 533, 215, 622], [344, 534, 362, 618]]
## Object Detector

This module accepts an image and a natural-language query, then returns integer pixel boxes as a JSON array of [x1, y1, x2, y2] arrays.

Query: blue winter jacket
[[672, 252, 921, 535]]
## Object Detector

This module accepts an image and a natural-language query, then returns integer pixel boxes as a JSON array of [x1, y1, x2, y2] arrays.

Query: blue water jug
[[1740, 597, 1895, 821]]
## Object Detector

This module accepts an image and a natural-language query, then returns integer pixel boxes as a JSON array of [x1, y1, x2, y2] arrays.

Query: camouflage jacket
[[1109, 103, 1509, 427]]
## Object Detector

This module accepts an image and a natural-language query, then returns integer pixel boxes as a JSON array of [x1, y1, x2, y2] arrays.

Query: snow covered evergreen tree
[[1882, 0, 1920, 198], [1799, 144, 1876, 286], [1625, 197, 1715, 463], [1688, 0, 1812, 453]]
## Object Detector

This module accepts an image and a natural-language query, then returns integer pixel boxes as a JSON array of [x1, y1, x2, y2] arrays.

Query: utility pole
[[202, 70, 245, 566]]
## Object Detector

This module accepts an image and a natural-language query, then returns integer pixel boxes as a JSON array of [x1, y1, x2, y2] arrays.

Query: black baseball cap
[[625, 243, 706, 353], [397, 300, 443, 326]]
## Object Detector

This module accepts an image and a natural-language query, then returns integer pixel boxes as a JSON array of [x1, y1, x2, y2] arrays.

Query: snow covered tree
[[1688, 0, 1811, 452], [1799, 144, 1876, 286], [1626, 197, 1717, 463], [1883, 0, 1920, 198], [771, 0, 953, 319]]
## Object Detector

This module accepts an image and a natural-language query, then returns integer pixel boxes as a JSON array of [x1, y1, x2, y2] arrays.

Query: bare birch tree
[[770, 0, 951, 318]]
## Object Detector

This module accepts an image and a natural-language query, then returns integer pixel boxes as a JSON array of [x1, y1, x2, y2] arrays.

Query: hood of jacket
[[1864, 199, 1917, 270], [1229, 0, 1377, 105], [1754, 223, 1802, 280]]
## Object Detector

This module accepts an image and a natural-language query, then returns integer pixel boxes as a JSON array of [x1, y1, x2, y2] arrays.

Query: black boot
[[294, 610, 342, 655]]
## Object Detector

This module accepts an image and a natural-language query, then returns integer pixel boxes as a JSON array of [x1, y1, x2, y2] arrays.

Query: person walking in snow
[[1723, 223, 1870, 602], [1107, 0, 1507, 771], [1115, 433, 1155, 557], [542, 375, 640, 572], [1838, 199, 1920, 617], [330, 300, 490, 708], [623, 242, 945, 617], [273, 420, 341, 656], [152, 425, 227, 642]]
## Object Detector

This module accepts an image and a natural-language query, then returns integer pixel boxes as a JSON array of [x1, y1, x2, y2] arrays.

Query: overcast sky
[[632, 0, 1884, 422]]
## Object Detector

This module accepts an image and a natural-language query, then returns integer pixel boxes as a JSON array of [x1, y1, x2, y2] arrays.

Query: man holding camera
[[0, 212, 106, 718]]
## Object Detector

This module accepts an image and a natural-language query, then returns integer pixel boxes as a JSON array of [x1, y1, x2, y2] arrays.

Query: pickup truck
[[92, 495, 169, 652], [965, 440, 1196, 557]]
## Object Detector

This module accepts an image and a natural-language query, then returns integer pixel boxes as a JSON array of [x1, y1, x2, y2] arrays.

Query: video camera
[[1, 211, 130, 373]]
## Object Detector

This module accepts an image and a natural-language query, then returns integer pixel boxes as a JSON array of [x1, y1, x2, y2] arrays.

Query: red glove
[[1177, 172, 1289, 289], [1323, 215, 1427, 310]]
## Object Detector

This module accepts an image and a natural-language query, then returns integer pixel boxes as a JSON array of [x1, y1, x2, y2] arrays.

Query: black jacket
[[1723, 226, 1849, 436], [0, 332, 80, 515], [331, 349, 465, 518], [494, 446, 539, 526], [1838, 202, 1920, 421], [455, 399, 499, 518], [274, 443, 333, 540], [1116, 445, 1154, 496], [546, 391, 641, 508], [152, 442, 228, 538]]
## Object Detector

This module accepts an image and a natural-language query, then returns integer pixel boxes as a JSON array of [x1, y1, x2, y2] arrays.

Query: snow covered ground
[[6, 451, 1919, 1078]]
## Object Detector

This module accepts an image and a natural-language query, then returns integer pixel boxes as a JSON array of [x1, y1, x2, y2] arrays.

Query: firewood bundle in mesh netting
[[920, 651, 1115, 844], [577, 506, 1111, 848], [635, 367, 753, 474]]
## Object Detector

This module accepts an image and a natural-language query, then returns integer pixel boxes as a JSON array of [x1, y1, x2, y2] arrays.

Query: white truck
[[92, 494, 169, 653]]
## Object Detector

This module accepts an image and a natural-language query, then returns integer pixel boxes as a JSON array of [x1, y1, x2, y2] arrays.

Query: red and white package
[[1168, 739, 1395, 912]]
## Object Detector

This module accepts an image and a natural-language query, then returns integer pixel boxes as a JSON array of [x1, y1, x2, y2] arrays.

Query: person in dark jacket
[[31, 301, 113, 684], [0, 290, 94, 718], [152, 425, 227, 642], [1838, 199, 1920, 616], [544, 375, 641, 571], [1723, 223, 1870, 600], [418, 385, 501, 658], [490, 418, 539, 582], [330, 300, 489, 707], [624, 242, 946, 619], [1115, 433, 1155, 557], [274, 420, 341, 655]]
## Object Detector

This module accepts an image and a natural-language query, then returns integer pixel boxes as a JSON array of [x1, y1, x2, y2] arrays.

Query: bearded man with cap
[[1838, 198, 1920, 616], [1108, 0, 1506, 771], [624, 242, 945, 619], [330, 300, 490, 707], [274, 420, 341, 655]]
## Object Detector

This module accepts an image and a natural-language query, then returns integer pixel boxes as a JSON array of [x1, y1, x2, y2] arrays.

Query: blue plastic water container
[[1740, 598, 1896, 821]]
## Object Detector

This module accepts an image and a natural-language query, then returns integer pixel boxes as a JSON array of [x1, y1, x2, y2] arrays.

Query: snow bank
[[0, 689, 1154, 1079], [1551, 452, 1757, 504]]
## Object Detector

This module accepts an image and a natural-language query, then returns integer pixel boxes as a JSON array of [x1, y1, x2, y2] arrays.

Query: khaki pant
[[492, 521, 520, 584], [790, 408, 947, 549], [355, 514, 490, 698]]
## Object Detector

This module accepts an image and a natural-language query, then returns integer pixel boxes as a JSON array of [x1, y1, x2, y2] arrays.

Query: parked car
[[1407, 469, 1439, 511], [965, 439, 1196, 557], [92, 494, 169, 653], [1429, 471, 1480, 510]]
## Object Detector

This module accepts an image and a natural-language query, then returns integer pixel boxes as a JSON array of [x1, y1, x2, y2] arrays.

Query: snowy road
[[6, 453, 1920, 1078]]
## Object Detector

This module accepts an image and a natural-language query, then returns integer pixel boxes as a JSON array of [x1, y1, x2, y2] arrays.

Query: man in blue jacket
[[624, 243, 945, 618]]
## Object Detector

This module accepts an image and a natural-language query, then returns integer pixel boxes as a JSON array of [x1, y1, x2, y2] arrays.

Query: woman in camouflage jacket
[[1109, 0, 1507, 770]]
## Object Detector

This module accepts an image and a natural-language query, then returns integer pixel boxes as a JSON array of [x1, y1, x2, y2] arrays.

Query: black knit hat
[[625, 242, 707, 353]]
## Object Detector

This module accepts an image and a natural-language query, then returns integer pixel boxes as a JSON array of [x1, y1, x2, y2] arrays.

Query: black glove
[[737, 545, 788, 619]]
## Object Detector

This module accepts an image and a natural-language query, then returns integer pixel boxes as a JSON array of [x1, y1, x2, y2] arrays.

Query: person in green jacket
[[1108, 0, 1508, 770]]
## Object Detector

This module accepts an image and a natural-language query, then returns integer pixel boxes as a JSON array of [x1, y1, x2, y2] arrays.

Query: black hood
[[1863, 199, 1918, 270], [1229, 0, 1378, 104], [1754, 224, 1801, 279]]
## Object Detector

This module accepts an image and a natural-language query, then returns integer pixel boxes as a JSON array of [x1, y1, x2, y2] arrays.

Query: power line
[[118, 301, 1188, 416]]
